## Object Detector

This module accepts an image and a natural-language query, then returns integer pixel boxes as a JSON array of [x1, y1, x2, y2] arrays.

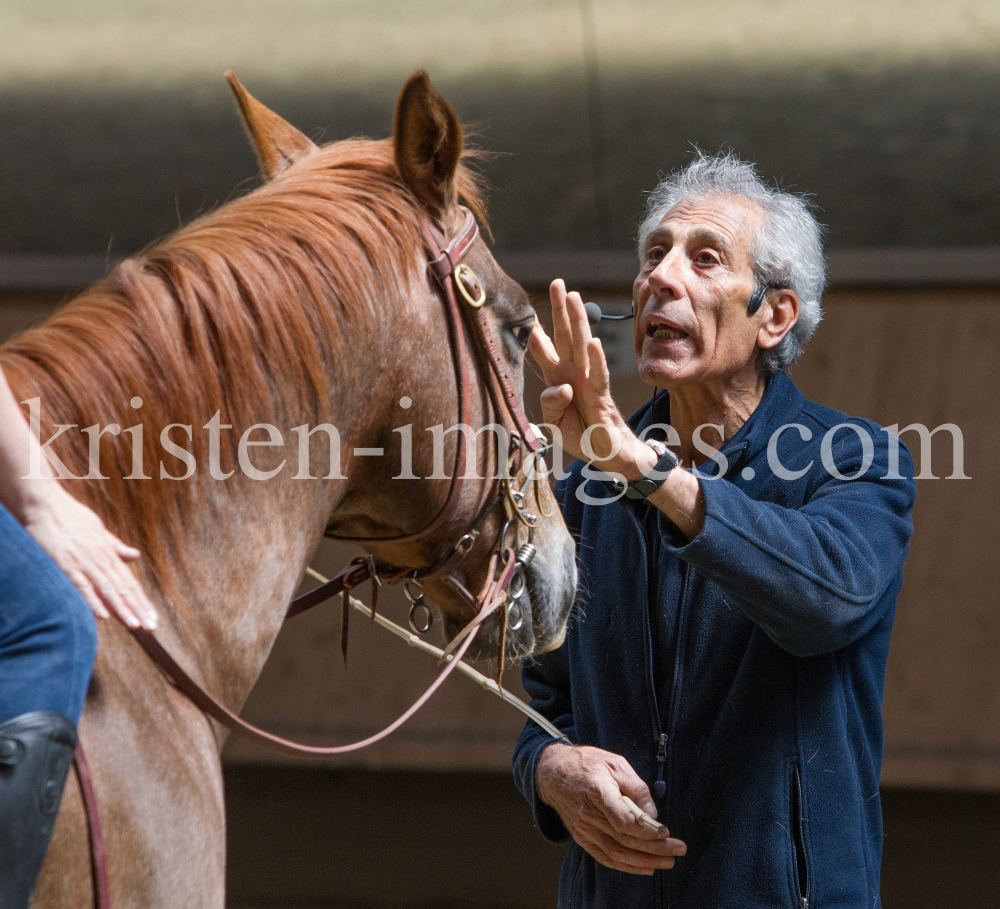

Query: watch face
[[658, 448, 680, 473]]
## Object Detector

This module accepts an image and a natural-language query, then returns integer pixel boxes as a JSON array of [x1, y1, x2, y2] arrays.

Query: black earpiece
[[748, 283, 781, 315]]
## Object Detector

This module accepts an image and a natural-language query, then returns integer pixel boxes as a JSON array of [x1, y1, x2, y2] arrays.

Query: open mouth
[[646, 321, 688, 341]]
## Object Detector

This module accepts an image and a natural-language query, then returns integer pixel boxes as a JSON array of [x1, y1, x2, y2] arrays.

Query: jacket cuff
[[527, 740, 571, 843], [659, 470, 732, 558]]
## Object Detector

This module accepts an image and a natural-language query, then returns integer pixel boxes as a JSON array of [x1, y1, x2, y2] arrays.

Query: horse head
[[226, 71, 577, 664]]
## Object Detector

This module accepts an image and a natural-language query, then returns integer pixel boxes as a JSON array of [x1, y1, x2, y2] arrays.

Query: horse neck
[[154, 278, 453, 716], [157, 349, 394, 718]]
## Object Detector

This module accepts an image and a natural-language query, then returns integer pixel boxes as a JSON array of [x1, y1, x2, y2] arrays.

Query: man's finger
[[549, 279, 576, 364], [588, 338, 612, 396], [539, 384, 573, 426], [590, 831, 677, 872], [527, 322, 560, 375], [566, 291, 593, 374], [107, 558, 159, 630], [582, 835, 657, 876], [608, 759, 657, 813], [69, 572, 110, 621], [97, 579, 141, 629], [616, 830, 687, 856], [111, 538, 142, 561]]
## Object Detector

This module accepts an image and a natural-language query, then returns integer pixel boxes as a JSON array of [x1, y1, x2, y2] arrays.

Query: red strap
[[129, 618, 480, 759], [425, 212, 539, 454], [440, 549, 517, 660], [327, 217, 472, 547], [285, 558, 370, 620], [74, 742, 110, 909], [426, 212, 479, 282], [473, 306, 540, 452]]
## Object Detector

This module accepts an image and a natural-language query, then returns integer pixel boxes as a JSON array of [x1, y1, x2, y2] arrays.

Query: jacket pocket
[[561, 844, 586, 909], [789, 760, 811, 908]]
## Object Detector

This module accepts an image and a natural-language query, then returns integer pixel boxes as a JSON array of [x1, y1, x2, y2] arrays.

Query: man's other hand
[[536, 743, 687, 875]]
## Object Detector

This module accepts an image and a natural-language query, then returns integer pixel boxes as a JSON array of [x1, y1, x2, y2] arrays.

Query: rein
[[73, 207, 554, 909]]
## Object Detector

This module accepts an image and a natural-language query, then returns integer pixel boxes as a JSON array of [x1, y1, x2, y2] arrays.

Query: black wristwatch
[[616, 439, 680, 500]]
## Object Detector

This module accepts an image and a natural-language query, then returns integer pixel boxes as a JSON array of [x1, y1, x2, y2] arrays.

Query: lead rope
[[304, 566, 569, 743]]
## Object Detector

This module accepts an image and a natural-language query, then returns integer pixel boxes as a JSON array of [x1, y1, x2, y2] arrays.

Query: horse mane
[[0, 136, 486, 586]]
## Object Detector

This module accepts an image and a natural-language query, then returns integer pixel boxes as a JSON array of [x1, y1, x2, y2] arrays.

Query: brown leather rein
[[74, 208, 550, 909]]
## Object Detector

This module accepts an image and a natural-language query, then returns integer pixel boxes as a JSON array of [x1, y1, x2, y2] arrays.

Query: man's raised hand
[[528, 279, 643, 468]]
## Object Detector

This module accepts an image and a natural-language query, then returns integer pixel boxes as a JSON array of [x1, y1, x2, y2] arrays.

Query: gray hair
[[637, 151, 825, 374]]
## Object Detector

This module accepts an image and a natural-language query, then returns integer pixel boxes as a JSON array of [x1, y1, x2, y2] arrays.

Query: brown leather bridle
[[289, 207, 549, 665], [74, 207, 553, 909]]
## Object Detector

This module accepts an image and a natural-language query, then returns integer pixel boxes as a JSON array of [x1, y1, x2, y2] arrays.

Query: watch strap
[[620, 439, 680, 500]]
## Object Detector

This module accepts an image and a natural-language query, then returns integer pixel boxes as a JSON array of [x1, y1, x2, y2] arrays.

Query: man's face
[[633, 194, 764, 389]]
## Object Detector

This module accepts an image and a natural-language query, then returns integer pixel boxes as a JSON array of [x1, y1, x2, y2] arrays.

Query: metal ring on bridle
[[454, 264, 486, 308], [507, 566, 526, 602], [408, 602, 433, 635], [506, 598, 524, 632], [404, 584, 434, 635]]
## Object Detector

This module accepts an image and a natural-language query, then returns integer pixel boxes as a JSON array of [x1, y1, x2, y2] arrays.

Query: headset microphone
[[587, 286, 776, 325], [585, 301, 634, 325]]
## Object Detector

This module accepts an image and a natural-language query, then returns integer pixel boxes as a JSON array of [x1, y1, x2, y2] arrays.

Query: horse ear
[[225, 71, 318, 181], [394, 71, 463, 222]]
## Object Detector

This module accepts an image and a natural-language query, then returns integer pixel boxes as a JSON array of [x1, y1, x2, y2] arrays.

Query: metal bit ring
[[506, 598, 524, 632], [404, 583, 433, 635]]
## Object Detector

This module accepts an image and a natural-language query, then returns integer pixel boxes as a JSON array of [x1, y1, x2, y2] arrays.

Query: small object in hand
[[621, 795, 669, 834]]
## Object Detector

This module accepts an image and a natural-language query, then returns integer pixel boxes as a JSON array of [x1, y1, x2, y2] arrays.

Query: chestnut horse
[[1, 72, 576, 908]]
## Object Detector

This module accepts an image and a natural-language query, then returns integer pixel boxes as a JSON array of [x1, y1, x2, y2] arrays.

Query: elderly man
[[513, 153, 917, 908]]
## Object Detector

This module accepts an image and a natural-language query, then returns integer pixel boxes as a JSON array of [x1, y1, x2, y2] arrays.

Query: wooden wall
[[3, 284, 998, 790]]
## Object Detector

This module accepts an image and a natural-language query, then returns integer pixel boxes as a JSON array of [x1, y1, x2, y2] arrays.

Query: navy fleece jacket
[[513, 371, 916, 909]]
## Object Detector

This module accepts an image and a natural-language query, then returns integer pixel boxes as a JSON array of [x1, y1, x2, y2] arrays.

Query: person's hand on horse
[[19, 482, 159, 632], [536, 742, 686, 875], [528, 279, 650, 477]]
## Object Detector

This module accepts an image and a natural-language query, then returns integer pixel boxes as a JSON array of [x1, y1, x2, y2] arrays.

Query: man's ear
[[394, 71, 463, 223], [225, 71, 318, 181], [757, 289, 800, 351]]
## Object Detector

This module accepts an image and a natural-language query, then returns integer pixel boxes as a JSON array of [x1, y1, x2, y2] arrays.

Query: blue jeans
[[0, 503, 98, 726]]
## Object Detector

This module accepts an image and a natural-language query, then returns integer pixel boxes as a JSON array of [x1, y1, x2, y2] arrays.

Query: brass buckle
[[454, 263, 486, 308]]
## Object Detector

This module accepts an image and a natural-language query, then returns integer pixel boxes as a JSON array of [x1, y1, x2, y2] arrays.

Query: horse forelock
[[0, 136, 488, 589]]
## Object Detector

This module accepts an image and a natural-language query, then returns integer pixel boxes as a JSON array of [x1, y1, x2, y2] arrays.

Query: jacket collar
[[629, 371, 807, 474]]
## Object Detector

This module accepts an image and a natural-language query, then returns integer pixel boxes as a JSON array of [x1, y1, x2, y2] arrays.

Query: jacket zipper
[[640, 507, 667, 801], [641, 508, 692, 909], [663, 563, 692, 802], [653, 733, 667, 798], [790, 762, 810, 908]]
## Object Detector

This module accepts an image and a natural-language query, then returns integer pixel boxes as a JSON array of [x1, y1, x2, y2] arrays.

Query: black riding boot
[[0, 712, 77, 909]]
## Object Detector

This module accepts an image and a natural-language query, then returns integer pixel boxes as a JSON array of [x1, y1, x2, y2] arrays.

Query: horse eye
[[513, 317, 535, 350]]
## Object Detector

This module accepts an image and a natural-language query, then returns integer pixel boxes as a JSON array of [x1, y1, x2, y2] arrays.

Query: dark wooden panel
[[6, 287, 1000, 787], [223, 767, 1000, 909], [790, 289, 1000, 789]]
